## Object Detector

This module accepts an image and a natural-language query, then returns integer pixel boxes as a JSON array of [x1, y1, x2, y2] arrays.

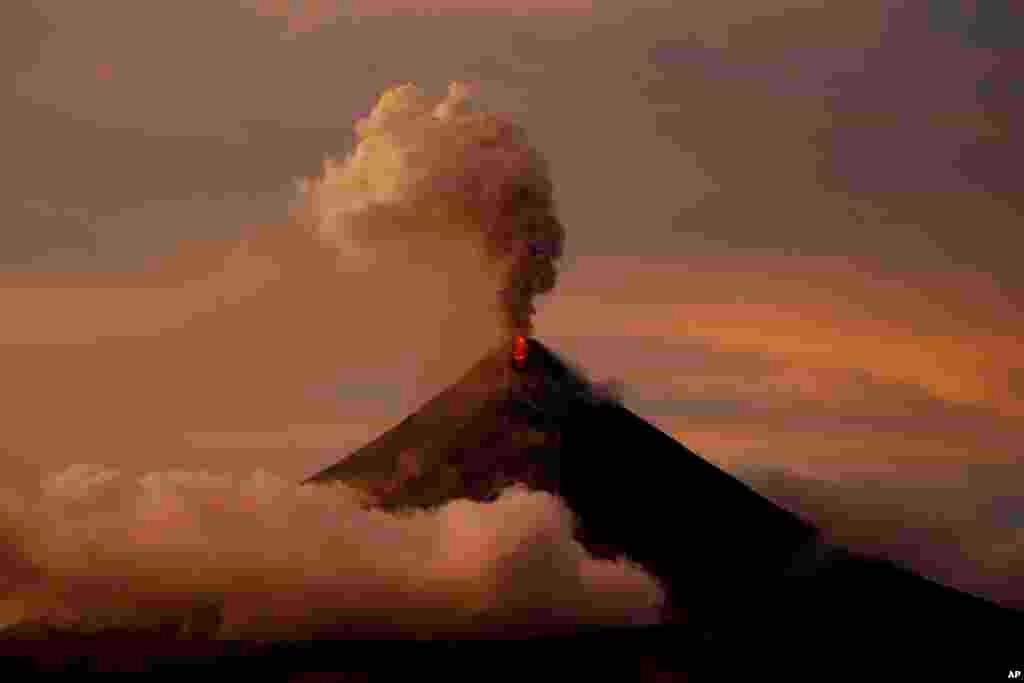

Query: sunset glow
[[4, 0, 1022, 632]]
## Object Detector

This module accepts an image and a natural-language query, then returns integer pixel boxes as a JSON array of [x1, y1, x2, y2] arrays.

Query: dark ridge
[[306, 338, 808, 624], [0, 591, 1016, 679]]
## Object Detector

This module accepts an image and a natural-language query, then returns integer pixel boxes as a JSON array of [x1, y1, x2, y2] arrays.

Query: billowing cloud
[[0, 466, 662, 638], [300, 81, 564, 338]]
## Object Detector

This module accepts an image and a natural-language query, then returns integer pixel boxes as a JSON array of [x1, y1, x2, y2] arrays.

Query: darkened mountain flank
[[305, 337, 818, 626], [305, 337, 1022, 672], [3, 338, 1019, 678]]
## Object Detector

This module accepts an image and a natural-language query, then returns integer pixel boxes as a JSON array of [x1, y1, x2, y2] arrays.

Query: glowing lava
[[513, 335, 529, 368]]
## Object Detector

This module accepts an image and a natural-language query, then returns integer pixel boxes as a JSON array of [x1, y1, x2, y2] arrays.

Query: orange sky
[[4, 1, 1024, 621], [541, 254, 1023, 415], [2, 238, 1018, 490], [536, 254, 1022, 477], [4, 1, 1021, 487]]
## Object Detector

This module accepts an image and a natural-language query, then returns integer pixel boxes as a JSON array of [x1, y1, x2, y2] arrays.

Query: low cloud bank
[[0, 465, 663, 639]]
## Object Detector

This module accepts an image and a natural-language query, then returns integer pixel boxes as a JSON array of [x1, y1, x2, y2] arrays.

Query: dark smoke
[[299, 82, 565, 337]]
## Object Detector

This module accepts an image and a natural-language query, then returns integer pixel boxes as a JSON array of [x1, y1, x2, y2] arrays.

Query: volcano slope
[[305, 337, 817, 625], [3, 338, 1018, 677], [306, 337, 1022, 664]]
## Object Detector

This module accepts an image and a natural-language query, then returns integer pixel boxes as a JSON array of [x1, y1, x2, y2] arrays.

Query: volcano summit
[[305, 336, 1022, 672]]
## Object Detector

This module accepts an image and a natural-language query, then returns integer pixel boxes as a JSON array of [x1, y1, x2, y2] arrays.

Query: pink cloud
[[93, 62, 114, 83], [348, 0, 593, 17], [248, 0, 341, 35]]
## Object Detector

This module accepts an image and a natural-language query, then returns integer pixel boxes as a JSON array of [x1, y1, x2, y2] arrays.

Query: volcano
[[304, 337, 818, 625], [4, 338, 1019, 678], [305, 337, 1023, 670]]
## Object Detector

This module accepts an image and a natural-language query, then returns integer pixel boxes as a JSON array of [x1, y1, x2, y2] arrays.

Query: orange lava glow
[[513, 335, 528, 367]]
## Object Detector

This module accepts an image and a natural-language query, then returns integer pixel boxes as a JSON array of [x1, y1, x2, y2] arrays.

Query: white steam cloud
[[0, 466, 663, 639]]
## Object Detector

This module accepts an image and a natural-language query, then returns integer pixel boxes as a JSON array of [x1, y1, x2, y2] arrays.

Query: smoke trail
[[300, 81, 565, 338], [0, 466, 662, 639]]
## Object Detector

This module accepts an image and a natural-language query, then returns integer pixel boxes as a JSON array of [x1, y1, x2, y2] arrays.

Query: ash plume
[[299, 81, 565, 338]]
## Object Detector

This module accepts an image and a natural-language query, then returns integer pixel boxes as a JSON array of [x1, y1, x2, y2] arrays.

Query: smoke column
[[300, 81, 565, 339]]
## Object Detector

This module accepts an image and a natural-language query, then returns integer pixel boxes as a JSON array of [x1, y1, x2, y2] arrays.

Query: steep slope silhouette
[[3, 338, 1017, 677], [307, 338, 1023, 652], [308, 338, 788, 625]]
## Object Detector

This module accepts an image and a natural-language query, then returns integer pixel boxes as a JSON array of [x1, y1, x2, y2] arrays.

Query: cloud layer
[[0, 466, 662, 638], [735, 463, 1024, 610]]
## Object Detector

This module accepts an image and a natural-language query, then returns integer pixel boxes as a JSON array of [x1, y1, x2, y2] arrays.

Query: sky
[[2, 1, 1022, 614]]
